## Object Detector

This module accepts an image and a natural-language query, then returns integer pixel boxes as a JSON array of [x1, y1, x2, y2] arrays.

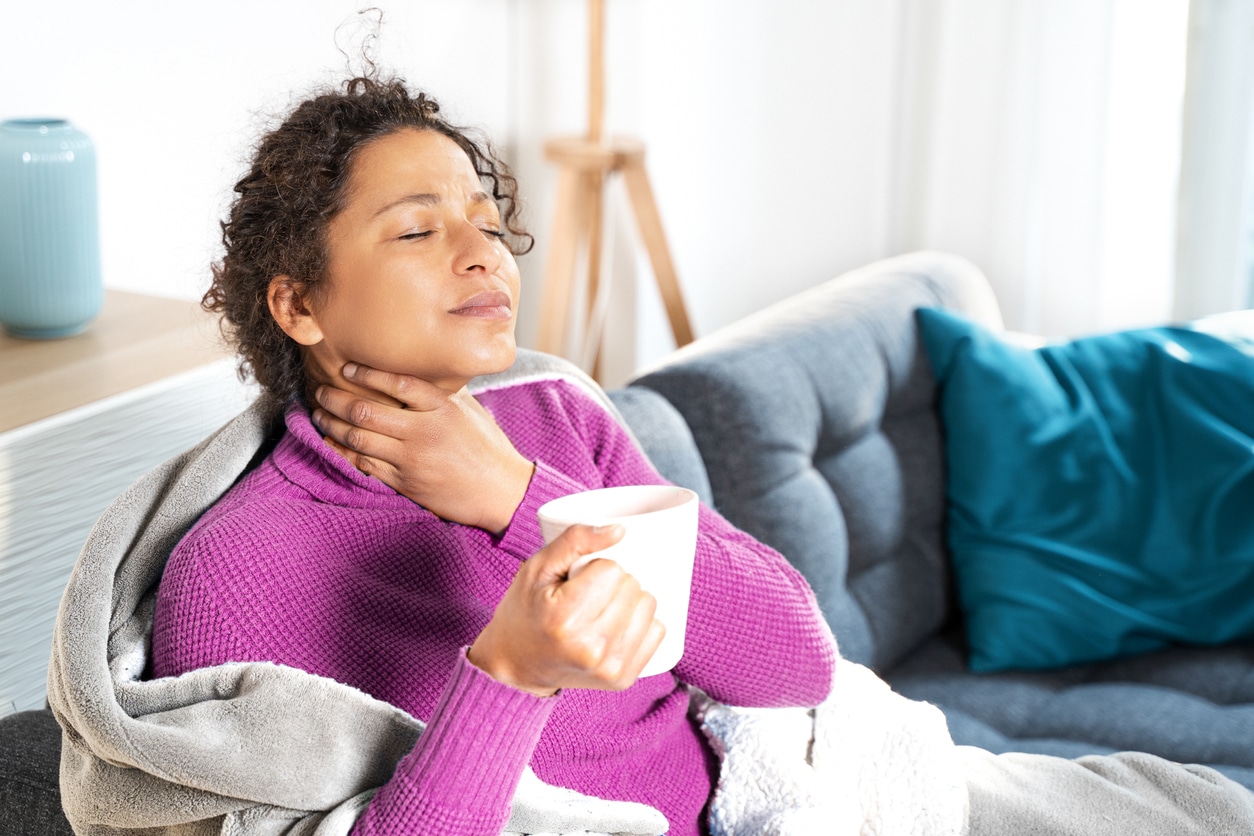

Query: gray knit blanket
[[45, 351, 968, 836]]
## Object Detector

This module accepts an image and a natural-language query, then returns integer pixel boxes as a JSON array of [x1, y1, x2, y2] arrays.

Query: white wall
[[512, 0, 904, 383], [1, 1, 1192, 387], [1, 0, 515, 302], [1, 0, 904, 386]]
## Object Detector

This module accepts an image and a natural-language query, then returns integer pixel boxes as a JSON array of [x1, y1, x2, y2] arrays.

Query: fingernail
[[314, 386, 326, 404], [343, 362, 358, 379], [311, 409, 323, 430], [592, 524, 622, 536]]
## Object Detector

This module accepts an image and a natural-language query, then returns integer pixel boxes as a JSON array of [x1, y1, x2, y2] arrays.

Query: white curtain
[[1173, 0, 1254, 321], [889, 0, 1189, 337]]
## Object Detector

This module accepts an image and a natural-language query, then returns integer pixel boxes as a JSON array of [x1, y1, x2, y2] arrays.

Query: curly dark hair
[[203, 75, 533, 408]]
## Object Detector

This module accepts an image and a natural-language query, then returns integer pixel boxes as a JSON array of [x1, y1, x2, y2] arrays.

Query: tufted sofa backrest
[[630, 252, 1002, 671]]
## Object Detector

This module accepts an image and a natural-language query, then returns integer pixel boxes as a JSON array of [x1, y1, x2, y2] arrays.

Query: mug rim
[[538, 484, 697, 526]]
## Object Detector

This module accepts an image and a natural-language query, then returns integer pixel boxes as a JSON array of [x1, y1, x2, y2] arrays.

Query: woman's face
[[296, 128, 521, 394]]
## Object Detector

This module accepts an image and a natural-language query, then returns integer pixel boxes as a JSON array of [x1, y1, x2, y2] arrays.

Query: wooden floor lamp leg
[[582, 170, 606, 376], [538, 167, 587, 355], [621, 159, 695, 347]]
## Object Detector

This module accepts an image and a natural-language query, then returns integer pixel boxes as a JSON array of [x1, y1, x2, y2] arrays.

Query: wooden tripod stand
[[535, 0, 694, 372]]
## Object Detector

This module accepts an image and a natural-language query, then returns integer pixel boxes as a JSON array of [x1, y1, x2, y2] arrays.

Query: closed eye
[[399, 230, 433, 241], [482, 228, 506, 240]]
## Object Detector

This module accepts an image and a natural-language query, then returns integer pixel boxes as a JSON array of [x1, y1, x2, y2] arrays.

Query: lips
[[450, 290, 512, 319]]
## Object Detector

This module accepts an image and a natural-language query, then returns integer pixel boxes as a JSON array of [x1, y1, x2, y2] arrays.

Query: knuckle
[[541, 608, 577, 643], [348, 399, 373, 426], [561, 630, 604, 668], [552, 614, 585, 645], [600, 563, 631, 588], [639, 591, 658, 618], [580, 552, 614, 572], [600, 665, 625, 688], [602, 661, 634, 691], [584, 561, 621, 589], [538, 609, 564, 636], [652, 616, 666, 638], [345, 427, 367, 451]]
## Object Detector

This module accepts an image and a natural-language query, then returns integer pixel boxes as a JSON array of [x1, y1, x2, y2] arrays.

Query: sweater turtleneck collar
[[270, 399, 431, 515]]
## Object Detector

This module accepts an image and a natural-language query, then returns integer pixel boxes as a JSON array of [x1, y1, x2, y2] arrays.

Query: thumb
[[533, 524, 624, 581]]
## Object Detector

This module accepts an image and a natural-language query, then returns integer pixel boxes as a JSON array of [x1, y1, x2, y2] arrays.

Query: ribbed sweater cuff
[[389, 649, 558, 811], [496, 461, 586, 559]]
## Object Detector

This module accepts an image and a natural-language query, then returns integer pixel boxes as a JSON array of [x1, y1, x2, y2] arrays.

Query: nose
[[452, 219, 504, 275]]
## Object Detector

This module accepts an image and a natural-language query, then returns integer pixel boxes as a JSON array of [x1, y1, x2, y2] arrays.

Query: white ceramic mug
[[537, 485, 699, 677]]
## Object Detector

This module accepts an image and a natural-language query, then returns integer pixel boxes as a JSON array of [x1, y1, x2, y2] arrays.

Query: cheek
[[317, 288, 445, 369], [497, 255, 523, 306]]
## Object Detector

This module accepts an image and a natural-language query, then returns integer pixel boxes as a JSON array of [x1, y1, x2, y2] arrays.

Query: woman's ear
[[267, 276, 323, 346]]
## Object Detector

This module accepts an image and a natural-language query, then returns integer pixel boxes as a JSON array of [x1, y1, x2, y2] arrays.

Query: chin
[[465, 340, 517, 379], [485, 344, 518, 374]]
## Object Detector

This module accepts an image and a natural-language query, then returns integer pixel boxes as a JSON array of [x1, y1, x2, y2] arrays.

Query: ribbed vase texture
[[0, 118, 103, 339]]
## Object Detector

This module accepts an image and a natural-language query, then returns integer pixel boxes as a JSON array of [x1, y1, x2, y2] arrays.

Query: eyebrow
[[373, 190, 495, 218]]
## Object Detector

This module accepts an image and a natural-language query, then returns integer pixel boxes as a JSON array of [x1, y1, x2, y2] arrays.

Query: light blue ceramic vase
[[0, 118, 103, 339]]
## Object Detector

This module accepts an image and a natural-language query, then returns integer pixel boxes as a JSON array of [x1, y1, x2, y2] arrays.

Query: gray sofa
[[3, 250, 1252, 831], [612, 250, 1254, 789]]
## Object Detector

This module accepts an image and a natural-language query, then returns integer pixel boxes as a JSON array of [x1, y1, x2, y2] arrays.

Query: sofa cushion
[[630, 252, 1002, 670], [0, 709, 74, 835], [918, 307, 1254, 673], [889, 632, 1254, 792]]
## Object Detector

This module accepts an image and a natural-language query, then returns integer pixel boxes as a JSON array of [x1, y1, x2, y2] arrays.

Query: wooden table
[[0, 291, 233, 433]]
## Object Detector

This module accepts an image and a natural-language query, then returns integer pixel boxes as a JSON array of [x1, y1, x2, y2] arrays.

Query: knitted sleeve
[[494, 459, 588, 561], [350, 650, 558, 835], [677, 504, 839, 707]]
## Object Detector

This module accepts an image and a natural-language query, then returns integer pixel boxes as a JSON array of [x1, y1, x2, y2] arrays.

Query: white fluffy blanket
[[696, 661, 967, 836]]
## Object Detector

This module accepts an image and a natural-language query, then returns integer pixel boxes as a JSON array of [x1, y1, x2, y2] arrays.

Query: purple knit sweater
[[152, 376, 837, 836]]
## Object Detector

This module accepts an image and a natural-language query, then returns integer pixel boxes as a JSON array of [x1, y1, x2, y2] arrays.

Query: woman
[[150, 75, 838, 836]]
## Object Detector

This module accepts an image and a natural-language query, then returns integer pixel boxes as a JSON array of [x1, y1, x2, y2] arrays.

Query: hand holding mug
[[538, 485, 699, 678], [468, 524, 666, 697]]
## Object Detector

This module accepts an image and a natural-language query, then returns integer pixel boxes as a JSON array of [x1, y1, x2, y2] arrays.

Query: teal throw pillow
[[917, 307, 1254, 672]]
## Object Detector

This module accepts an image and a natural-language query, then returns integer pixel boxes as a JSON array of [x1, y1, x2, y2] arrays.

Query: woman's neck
[[301, 354, 469, 409]]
